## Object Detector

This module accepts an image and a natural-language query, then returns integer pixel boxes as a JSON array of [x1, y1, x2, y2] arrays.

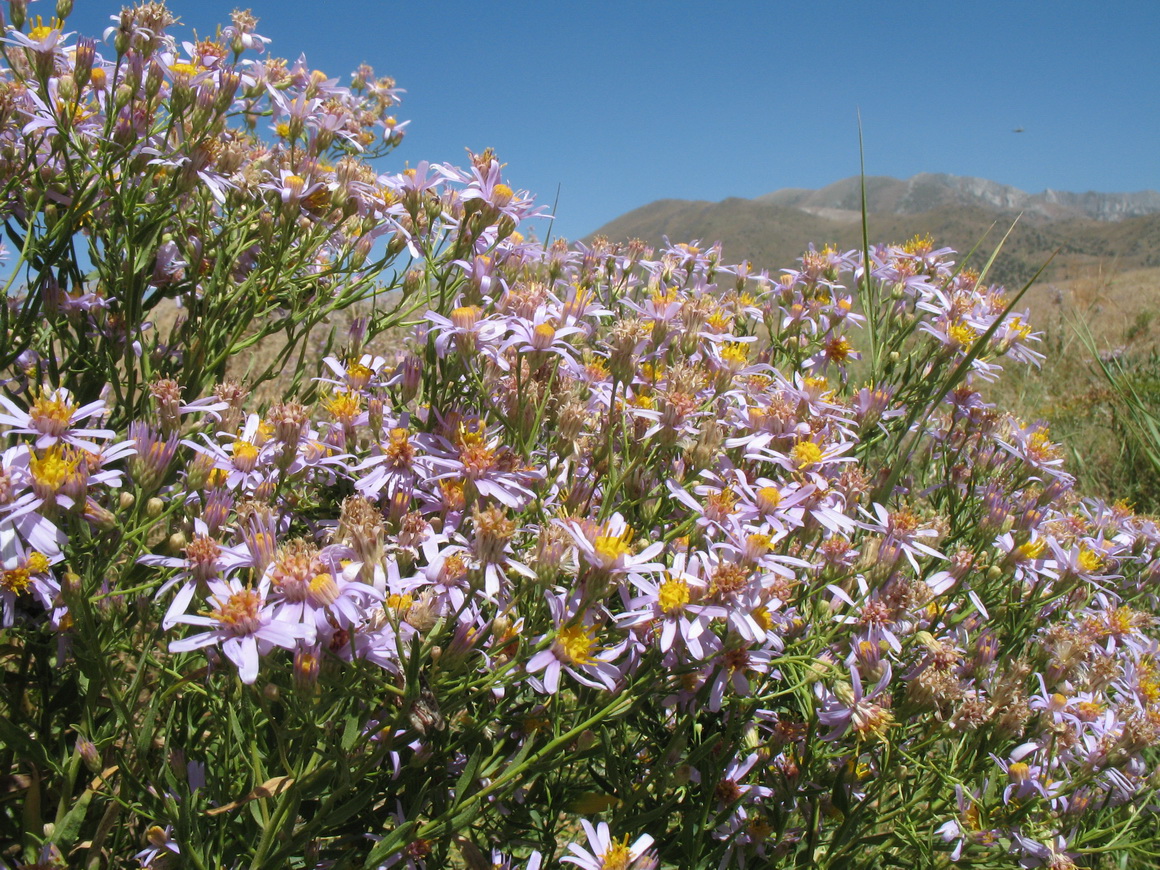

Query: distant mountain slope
[[755, 173, 1160, 222], [589, 176, 1160, 286]]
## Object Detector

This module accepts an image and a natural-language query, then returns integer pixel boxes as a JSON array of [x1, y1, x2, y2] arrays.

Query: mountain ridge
[[753, 173, 1160, 222], [588, 175, 1160, 286]]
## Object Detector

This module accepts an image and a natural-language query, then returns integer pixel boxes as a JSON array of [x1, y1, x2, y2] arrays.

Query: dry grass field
[[999, 265, 1160, 510]]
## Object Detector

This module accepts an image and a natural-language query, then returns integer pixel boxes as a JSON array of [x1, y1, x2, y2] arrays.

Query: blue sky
[[65, 0, 1160, 241]]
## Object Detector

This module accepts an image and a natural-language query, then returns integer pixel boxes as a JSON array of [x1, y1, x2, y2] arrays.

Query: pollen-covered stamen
[[1077, 547, 1104, 574], [210, 587, 263, 634], [472, 504, 516, 564], [531, 322, 557, 351], [308, 572, 340, 607], [386, 592, 414, 614], [384, 428, 415, 469], [1017, 538, 1047, 561], [1025, 428, 1061, 464], [269, 541, 318, 599], [751, 604, 773, 632], [598, 837, 634, 870], [948, 323, 979, 347], [26, 15, 64, 44], [1, 567, 32, 594], [704, 487, 738, 523], [25, 552, 50, 575], [459, 442, 497, 478], [826, 336, 854, 362], [29, 445, 83, 498], [323, 391, 361, 426], [791, 441, 823, 469], [438, 553, 470, 587], [450, 305, 482, 331], [851, 700, 895, 739], [657, 574, 690, 615], [554, 623, 598, 665], [29, 389, 78, 438], [755, 485, 781, 514], [231, 440, 260, 472], [744, 533, 772, 561], [710, 562, 750, 597], [1007, 761, 1031, 786], [719, 342, 749, 373], [346, 361, 374, 391], [592, 525, 634, 570], [490, 183, 514, 208], [282, 174, 306, 200], [184, 535, 223, 583], [440, 479, 466, 512]]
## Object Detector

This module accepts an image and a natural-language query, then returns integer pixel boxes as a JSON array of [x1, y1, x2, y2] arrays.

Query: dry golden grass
[[997, 264, 1160, 511]]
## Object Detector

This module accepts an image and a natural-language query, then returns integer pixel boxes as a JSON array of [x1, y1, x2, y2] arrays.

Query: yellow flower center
[[346, 362, 374, 389], [593, 529, 633, 568], [657, 574, 691, 615], [30, 390, 76, 437], [26, 17, 63, 43], [386, 593, 414, 613], [30, 445, 81, 492], [451, 305, 482, 330], [555, 623, 598, 665], [232, 440, 259, 472], [323, 391, 362, 424], [1018, 538, 1046, 561], [1077, 547, 1103, 574], [756, 486, 781, 513], [1, 567, 32, 594], [491, 183, 514, 207], [902, 233, 934, 255], [751, 605, 773, 632], [309, 572, 340, 607], [210, 588, 262, 633], [948, 323, 978, 347], [532, 322, 557, 348], [720, 342, 749, 371], [599, 837, 634, 870], [791, 441, 823, 468]]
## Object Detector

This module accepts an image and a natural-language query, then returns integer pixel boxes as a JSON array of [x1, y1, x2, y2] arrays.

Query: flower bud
[[145, 59, 165, 100], [73, 37, 95, 90], [167, 531, 187, 555], [76, 735, 100, 773], [8, 0, 26, 31]]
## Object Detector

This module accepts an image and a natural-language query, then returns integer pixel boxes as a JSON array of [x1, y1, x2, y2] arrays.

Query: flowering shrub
[[1, 5, 1158, 869]]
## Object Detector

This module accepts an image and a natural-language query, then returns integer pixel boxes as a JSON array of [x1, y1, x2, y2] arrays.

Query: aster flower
[[0, 386, 114, 451], [526, 593, 625, 694], [562, 819, 656, 870], [817, 663, 896, 743], [167, 574, 308, 684], [558, 513, 664, 578], [617, 554, 721, 660], [141, 520, 255, 628], [0, 526, 63, 627]]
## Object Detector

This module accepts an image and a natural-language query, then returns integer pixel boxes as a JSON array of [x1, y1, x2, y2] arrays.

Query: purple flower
[[167, 575, 308, 684]]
